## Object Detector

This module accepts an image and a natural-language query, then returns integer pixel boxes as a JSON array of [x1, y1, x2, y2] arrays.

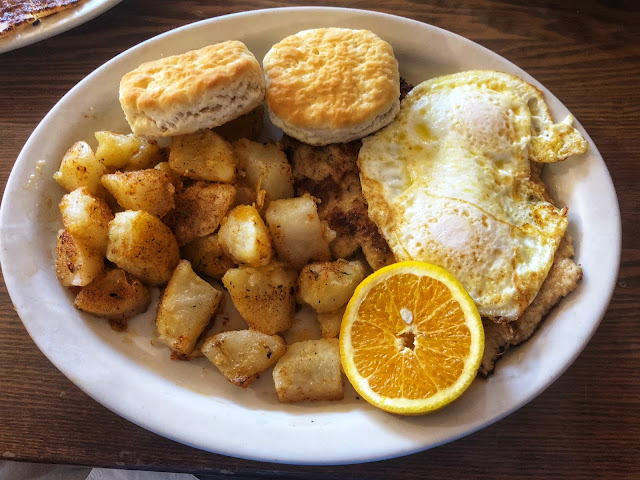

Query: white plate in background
[[0, 0, 122, 54], [0, 7, 620, 465]]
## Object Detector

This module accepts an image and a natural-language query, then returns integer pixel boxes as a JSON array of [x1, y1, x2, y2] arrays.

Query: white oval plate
[[0, 0, 122, 54], [0, 7, 620, 465]]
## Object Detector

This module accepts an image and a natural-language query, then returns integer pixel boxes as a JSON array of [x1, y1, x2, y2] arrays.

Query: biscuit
[[263, 28, 400, 145], [119, 41, 265, 137]]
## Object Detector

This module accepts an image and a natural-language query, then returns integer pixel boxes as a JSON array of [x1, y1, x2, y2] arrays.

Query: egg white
[[358, 71, 587, 320]]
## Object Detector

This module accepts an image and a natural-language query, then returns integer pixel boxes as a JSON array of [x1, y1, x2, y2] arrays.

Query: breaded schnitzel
[[283, 137, 395, 271]]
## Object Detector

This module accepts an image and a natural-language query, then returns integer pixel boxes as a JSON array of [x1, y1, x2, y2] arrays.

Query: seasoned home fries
[[51, 31, 585, 410]]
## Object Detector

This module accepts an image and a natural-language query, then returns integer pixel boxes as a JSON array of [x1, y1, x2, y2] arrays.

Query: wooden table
[[1, 1, 638, 478]]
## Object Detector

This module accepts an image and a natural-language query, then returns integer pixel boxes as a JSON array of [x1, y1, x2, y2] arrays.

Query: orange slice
[[340, 261, 484, 415]]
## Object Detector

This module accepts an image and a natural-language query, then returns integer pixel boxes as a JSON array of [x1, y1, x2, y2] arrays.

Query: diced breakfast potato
[[169, 129, 236, 183], [74, 268, 151, 325], [265, 195, 334, 269], [156, 260, 223, 356], [154, 161, 183, 189], [101, 169, 175, 217], [59, 187, 113, 254], [106, 210, 180, 285], [273, 339, 343, 403], [53, 141, 106, 196], [218, 205, 273, 267], [55, 229, 104, 287], [283, 314, 322, 345], [232, 139, 294, 203], [202, 329, 285, 388], [222, 263, 297, 334], [317, 305, 346, 339], [95, 131, 143, 169], [297, 260, 366, 313], [164, 181, 236, 246], [181, 234, 236, 279], [214, 105, 264, 142], [124, 139, 165, 171]]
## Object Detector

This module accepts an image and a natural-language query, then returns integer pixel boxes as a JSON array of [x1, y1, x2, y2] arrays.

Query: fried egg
[[358, 70, 588, 320]]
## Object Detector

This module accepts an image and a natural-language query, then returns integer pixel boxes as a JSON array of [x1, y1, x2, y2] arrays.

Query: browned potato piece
[[273, 339, 343, 403], [106, 210, 180, 285], [218, 205, 273, 267], [95, 131, 143, 169], [165, 181, 235, 246], [169, 130, 236, 183], [317, 306, 346, 339], [283, 314, 322, 345], [222, 263, 297, 335], [232, 139, 294, 203], [74, 268, 151, 325], [265, 195, 334, 269], [156, 260, 223, 356], [154, 161, 183, 189], [297, 259, 366, 313], [59, 187, 113, 254], [214, 105, 264, 142], [55, 229, 104, 287], [180, 234, 236, 279], [53, 141, 106, 196], [125, 139, 165, 171], [101, 169, 175, 217], [202, 329, 285, 388]]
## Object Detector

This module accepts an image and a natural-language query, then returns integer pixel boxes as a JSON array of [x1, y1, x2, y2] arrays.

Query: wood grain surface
[[1, 1, 639, 478]]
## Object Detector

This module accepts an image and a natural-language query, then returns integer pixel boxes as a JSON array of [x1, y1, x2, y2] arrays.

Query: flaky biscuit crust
[[263, 28, 399, 130], [119, 41, 264, 137]]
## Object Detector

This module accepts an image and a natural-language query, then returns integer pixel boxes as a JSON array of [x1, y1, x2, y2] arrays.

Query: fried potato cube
[[154, 161, 183, 189], [214, 105, 264, 142], [156, 260, 223, 356], [218, 205, 273, 267], [169, 129, 236, 183], [55, 229, 104, 287], [283, 314, 322, 345], [106, 210, 180, 285], [59, 187, 113, 254], [125, 139, 166, 171], [101, 169, 175, 217], [222, 263, 297, 334], [95, 131, 143, 169], [317, 306, 346, 339], [165, 181, 236, 246], [74, 268, 151, 325], [265, 195, 334, 269], [297, 259, 366, 313], [181, 234, 236, 279], [232, 139, 294, 203], [53, 141, 107, 196], [202, 329, 285, 388], [273, 339, 343, 403]]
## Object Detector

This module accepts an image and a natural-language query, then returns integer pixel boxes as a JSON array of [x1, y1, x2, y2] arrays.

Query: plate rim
[[0, 6, 622, 465]]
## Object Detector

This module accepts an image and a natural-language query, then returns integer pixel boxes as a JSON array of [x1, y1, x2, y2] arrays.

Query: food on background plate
[[0, 0, 86, 38], [263, 28, 400, 146], [340, 261, 484, 415], [119, 41, 265, 137], [49, 32, 585, 411]]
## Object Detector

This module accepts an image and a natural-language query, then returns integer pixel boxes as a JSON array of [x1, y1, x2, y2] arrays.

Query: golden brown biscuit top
[[263, 28, 399, 129], [120, 41, 261, 112]]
